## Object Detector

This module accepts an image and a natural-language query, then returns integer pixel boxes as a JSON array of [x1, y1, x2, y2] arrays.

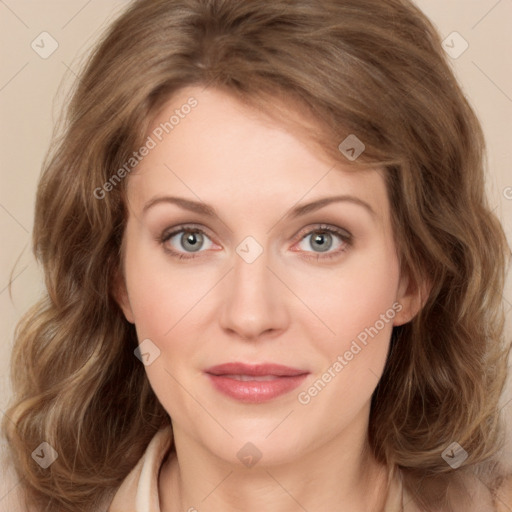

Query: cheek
[[122, 240, 203, 418], [123, 231, 207, 337], [293, 239, 401, 353], [297, 244, 401, 413]]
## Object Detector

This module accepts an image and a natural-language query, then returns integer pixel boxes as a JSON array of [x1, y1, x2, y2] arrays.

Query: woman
[[1, 0, 511, 510]]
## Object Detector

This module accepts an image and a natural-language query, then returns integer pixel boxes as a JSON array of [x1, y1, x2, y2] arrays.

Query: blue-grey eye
[[180, 231, 204, 252], [163, 229, 214, 254], [297, 228, 349, 254], [310, 232, 333, 252]]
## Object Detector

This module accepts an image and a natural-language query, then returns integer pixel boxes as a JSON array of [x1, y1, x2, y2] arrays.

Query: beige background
[[0, 0, 511, 476]]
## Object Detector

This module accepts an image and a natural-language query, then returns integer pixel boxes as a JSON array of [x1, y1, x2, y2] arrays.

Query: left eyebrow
[[286, 194, 376, 220]]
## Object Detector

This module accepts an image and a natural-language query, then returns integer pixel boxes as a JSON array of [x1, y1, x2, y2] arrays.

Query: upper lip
[[205, 362, 308, 377]]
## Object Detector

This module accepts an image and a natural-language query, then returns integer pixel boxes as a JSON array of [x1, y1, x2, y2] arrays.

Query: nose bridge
[[218, 234, 288, 339], [233, 238, 271, 295]]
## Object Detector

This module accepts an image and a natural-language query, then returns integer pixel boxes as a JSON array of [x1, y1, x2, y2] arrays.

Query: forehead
[[126, 86, 389, 221]]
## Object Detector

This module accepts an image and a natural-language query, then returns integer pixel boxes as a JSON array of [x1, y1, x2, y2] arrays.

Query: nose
[[218, 243, 289, 342]]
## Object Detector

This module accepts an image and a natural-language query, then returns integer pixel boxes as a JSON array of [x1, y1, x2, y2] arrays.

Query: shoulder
[[447, 470, 511, 512], [0, 445, 33, 512], [108, 425, 173, 512], [0, 436, 27, 512], [401, 469, 512, 512], [0, 474, 26, 512], [493, 474, 512, 512]]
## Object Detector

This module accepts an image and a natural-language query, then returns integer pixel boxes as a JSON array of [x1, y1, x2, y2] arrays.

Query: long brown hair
[[2, 0, 510, 510]]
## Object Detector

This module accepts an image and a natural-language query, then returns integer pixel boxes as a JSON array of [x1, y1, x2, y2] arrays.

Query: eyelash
[[157, 223, 353, 262]]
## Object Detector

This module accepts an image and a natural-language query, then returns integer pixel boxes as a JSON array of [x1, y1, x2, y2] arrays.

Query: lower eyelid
[[294, 229, 351, 254], [162, 229, 215, 252]]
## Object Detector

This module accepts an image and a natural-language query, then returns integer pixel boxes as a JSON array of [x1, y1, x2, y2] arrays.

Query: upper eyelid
[[297, 224, 351, 237], [161, 223, 214, 241]]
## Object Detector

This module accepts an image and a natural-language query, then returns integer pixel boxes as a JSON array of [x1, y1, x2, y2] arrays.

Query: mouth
[[205, 362, 309, 403]]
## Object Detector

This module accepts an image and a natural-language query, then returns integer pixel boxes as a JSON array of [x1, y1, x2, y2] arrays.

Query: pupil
[[313, 232, 331, 252], [183, 232, 202, 252]]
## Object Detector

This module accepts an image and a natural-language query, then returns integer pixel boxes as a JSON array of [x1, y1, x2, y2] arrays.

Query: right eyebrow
[[143, 195, 216, 217]]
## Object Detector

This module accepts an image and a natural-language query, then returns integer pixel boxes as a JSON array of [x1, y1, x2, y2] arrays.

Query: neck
[[158, 408, 392, 512]]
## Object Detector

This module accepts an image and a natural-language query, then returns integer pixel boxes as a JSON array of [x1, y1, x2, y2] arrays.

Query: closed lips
[[205, 362, 310, 403]]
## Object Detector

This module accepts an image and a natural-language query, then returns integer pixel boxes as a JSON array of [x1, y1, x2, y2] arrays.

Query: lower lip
[[206, 374, 308, 403]]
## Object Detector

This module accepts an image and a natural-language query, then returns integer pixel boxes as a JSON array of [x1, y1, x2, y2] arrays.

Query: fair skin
[[115, 86, 424, 512]]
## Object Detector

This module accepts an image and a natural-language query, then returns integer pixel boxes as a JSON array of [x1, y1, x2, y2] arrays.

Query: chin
[[203, 424, 317, 469]]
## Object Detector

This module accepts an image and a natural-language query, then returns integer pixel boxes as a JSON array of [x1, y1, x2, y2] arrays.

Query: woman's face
[[116, 86, 419, 466]]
